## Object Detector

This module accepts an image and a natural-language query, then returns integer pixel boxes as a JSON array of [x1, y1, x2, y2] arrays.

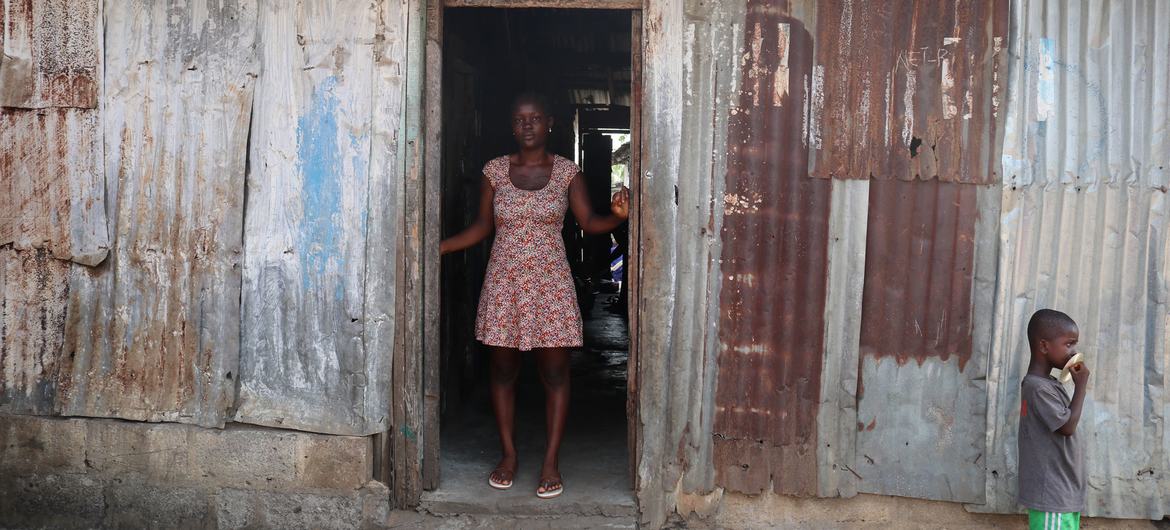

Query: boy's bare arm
[[1057, 363, 1090, 436]]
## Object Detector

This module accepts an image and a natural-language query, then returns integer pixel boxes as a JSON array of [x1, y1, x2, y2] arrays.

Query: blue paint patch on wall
[[297, 76, 344, 297], [351, 134, 369, 235], [1036, 37, 1054, 122]]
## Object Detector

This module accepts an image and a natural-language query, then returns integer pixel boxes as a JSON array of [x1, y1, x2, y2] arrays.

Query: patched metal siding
[[1, 0, 407, 436], [809, 0, 1008, 183], [702, 0, 1005, 504], [853, 179, 995, 503], [637, 1, 1012, 517], [0, 1, 107, 418], [55, 0, 258, 427], [980, 0, 1170, 519], [1, 0, 106, 265], [800, 0, 1008, 504], [236, 0, 405, 436], [713, 0, 830, 497]]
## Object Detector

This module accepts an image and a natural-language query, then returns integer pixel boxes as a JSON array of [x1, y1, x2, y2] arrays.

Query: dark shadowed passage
[[424, 7, 636, 515]]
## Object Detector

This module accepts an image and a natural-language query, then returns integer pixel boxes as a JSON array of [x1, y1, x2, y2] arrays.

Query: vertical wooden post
[[421, 0, 444, 492], [391, 0, 429, 508], [627, 7, 643, 492]]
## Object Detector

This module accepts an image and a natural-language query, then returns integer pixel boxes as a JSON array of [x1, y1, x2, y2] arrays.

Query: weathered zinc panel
[[858, 180, 978, 370], [0, 0, 104, 417], [0, 247, 69, 415], [0, 0, 99, 108], [852, 179, 996, 503], [713, 0, 831, 497], [999, 1, 1169, 190], [0, 108, 108, 266], [808, 0, 1008, 183], [56, 0, 257, 427], [636, 0, 751, 525], [237, 0, 394, 436], [980, 0, 1170, 519]]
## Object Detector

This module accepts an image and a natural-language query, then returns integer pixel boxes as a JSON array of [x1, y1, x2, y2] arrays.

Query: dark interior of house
[[432, 8, 634, 507]]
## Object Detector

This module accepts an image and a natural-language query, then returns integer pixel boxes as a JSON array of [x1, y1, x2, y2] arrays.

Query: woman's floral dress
[[475, 155, 584, 351]]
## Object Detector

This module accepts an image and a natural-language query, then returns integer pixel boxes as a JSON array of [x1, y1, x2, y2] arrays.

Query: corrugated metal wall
[[702, 0, 1006, 508], [640, 0, 1166, 524], [2, 0, 409, 436], [0, 0, 106, 418], [236, 0, 404, 436], [636, 0, 738, 520], [637, 1, 1007, 523], [714, 1, 830, 497], [979, 0, 1169, 519]]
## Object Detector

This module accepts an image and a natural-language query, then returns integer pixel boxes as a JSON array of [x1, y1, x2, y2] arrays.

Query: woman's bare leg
[[535, 347, 571, 494], [489, 346, 521, 486]]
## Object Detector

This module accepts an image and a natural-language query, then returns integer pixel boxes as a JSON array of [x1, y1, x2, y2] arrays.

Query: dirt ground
[[384, 508, 1166, 530]]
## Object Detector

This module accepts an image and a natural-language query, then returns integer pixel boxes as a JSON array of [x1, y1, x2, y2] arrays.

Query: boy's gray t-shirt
[[1017, 374, 1085, 513]]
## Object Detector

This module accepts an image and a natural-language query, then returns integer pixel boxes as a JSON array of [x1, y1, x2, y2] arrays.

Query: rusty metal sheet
[[54, 0, 258, 428], [0, 0, 100, 109], [0, 108, 108, 266], [713, 1, 831, 497], [237, 0, 393, 436], [808, 0, 1008, 183], [851, 179, 988, 503], [858, 179, 977, 369], [978, 0, 1170, 519], [0, 247, 69, 415]]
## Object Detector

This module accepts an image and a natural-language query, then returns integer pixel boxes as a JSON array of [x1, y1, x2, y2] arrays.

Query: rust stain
[[714, 1, 829, 497], [858, 179, 978, 369], [0, 246, 69, 415], [809, 0, 1008, 182], [0, 108, 103, 263]]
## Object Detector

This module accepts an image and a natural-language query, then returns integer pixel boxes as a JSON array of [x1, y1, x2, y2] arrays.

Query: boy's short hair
[[1026, 309, 1077, 347]]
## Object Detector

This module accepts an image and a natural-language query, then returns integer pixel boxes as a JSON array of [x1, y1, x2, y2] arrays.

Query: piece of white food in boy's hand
[[1059, 352, 1085, 384]]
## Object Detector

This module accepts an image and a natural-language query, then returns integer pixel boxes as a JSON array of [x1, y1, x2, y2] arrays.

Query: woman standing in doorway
[[440, 93, 630, 499]]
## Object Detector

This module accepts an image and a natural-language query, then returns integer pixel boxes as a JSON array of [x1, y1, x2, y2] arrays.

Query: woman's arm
[[568, 172, 629, 235], [439, 174, 495, 256]]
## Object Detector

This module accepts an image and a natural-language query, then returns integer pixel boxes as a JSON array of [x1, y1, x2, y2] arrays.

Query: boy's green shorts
[[1028, 509, 1080, 530]]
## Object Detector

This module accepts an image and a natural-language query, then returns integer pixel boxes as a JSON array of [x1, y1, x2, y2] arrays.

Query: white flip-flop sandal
[[536, 478, 564, 499], [488, 468, 514, 490]]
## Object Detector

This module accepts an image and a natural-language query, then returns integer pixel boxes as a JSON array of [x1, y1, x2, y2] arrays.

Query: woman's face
[[511, 102, 553, 149]]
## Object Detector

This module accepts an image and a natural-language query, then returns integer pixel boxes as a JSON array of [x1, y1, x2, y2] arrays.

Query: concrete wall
[[0, 414, 389, 529]]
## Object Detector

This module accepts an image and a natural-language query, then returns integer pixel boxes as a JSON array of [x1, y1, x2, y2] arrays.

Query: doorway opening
[[422, 6, 639, 515]]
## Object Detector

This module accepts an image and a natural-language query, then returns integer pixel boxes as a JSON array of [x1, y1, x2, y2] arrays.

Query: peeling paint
[[772, 23, 789, 106]]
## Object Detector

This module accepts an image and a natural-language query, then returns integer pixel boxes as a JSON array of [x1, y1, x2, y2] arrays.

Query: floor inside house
[[421, 295, 634, 517]]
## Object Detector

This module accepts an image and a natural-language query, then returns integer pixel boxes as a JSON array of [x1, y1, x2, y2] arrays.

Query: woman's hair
[[511, 91, 551, 115]]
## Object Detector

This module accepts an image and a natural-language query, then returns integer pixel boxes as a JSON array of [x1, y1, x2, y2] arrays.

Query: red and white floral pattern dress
[[475, 155, 583, 351]]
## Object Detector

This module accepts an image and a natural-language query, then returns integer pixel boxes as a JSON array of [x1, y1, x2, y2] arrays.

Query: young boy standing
[[1018, 309, 1090, 529]]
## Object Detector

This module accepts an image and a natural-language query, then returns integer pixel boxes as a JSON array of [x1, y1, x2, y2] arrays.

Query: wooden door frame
[[405, 0, 646, 506]]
